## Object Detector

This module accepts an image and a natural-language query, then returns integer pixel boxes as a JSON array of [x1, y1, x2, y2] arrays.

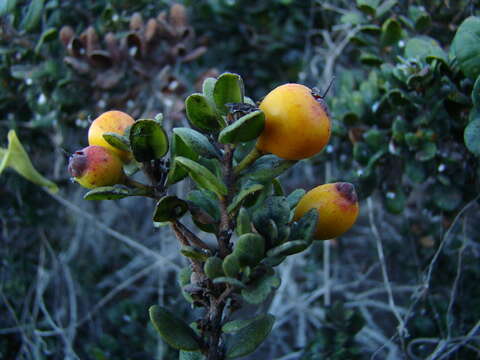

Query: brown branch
[[174, 220, 212, 251]]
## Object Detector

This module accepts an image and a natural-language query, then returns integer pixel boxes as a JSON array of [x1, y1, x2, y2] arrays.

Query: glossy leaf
[[187, 189, 220, 233], [356, 0, 379, 16], [129, 120, 168, 162], [405, 36, 447, 64], [153, 196, 189, 222], [185, 93, 221, 131], [236, 207, 251, 236], [21, 0, 44, 32], [202, 77, 217, 107], [452, 16, 480, 79], [103, 132, 130, 152], [213, 72, 244, 115], [246, 155, 296, 183], [267, 240, 310, 257], [149, 306, 200, 351], [381, 18, 402, 47], [175, 157, 228, 196], [167, 130, 198, 185], [464, 119, 480, 156], [225, 314, 275, 359], [173, 128, 220, 159], [84, 185, 148, 200], [227, 183, 264, 213], [0, 130, 58, 193], [219, 110, 265, 144]]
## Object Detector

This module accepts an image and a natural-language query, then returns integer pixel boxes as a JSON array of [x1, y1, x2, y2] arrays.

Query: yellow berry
[[68, 145, 125, 189], [294, 182, 359, 240], [257, 83, 331, 160], [88, 110, 135, 161]]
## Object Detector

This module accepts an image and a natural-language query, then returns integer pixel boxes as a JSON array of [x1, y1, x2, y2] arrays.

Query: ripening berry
[[88, 110, 135, 161], [257, 83, 331, 160], [68, 145, 124, 189], [294, 182, 359, 240]]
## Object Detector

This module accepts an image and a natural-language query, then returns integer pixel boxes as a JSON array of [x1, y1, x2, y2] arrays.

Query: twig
[[174, 220, 212, 250], [367, 198, 408, 338]]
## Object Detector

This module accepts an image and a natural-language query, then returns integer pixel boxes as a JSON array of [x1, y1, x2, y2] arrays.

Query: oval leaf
[[225, 314, 275, 359], [233, 233, 265, 267], [149, 306, 200, 351], [175, 156, 227, 196], [290, 208, 319, 242], [227, 183, 264, 213], [452, 16, 480, 79], [241, 268, 280, 305], [381, 18, 402, 47], [464, 119, 480, 156], [222, 254, 241, 278], [267, 240, 310, 257], [219, 110, 265, 144], [185, 93, 221, 131], [246, 155, 296, 183], [213, 73, 244, 115], [103, 132, 130, 152], [173, 127, 220, 158], [153, 195, 188, 222], [130, 120, 168, 162], [204, 256, 224, 279]]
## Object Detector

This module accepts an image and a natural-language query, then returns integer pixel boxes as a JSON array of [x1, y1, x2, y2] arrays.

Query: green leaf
[[213, 277, 245, 288], [233, 233, 265, 267], [222, 318, 257, 334], [409, 5, 431, 32], [204, 256, 224, 279], [246, 155, 296, 183], [0, 130, 58, 193], [384, 188, 406, 214], [20, 0, 44, 32], [405, 36, 447, 64], [173, 128, 220, 159], [225, 314, 275, 359], [129, 120, 168, 162], [202, 77, 217, 107], [376, 0, 397, 18], [433, 185, 462, 212], [473, 76, 480, 109], [179, 350, 204, 360], [286, 189, 306, 209], [405, 161, 426, 183], [236, 207, 251, 236], [452, 16, 480, 79], [180, 246, 209, 261], [219, 110, 265, 144], [416, 142, 436, 161], [167, 131, 199, 185], [185, 93, 221, 131], [227, 183, 264, 213], [464, 119, 480, 156], [103, 132, 130, 152], [35, 28, 57, 53], [187, 189, 220, 233], [222, 254, 241, 278], [356, 0, 379, 17], [84, 185, 148, 200], [153, 196, 188, 222], [241, 268, 280, 304], [149, 306, 200, 351], [290, 208, 318, 242], [381, 18, 402, 47], [360, 52, 383, 66], [267, 240, 310, 257], [0, 0, 17, 16], [175, 157, 228, 196], [213, 72, 244, 115]]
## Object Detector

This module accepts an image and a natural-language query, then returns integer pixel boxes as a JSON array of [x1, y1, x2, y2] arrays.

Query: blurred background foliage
[[1, 0, 480, 359]]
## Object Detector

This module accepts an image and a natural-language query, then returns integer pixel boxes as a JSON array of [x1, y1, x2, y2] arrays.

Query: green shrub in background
[[321, 1, 479, 215]]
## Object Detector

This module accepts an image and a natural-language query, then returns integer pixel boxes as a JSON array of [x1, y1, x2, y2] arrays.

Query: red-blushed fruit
[[68, 145, 125, 189], [257, 83, 331, 160], [88, 110, 135, 161], [294, 182, 359, 240]]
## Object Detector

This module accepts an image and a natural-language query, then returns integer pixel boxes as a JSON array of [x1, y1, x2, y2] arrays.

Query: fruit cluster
[[67, 73, 359, 359]]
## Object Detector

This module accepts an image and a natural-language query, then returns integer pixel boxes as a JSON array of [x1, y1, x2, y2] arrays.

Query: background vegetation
[[1, 0, 479, 359]]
